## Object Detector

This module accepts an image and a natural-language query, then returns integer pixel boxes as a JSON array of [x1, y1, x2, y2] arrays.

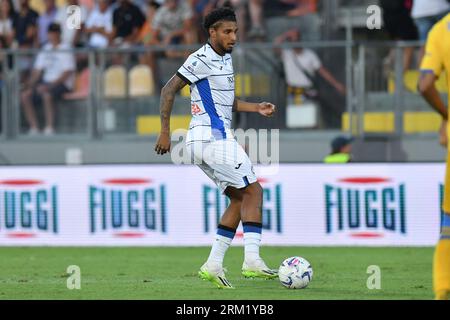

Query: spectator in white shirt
[[85, 0, 113, 48], [38, 0, 58, 46], [152, 0, 195, 58], [0, 0, 15, 48], [274, 28, 346, 128], [412, 0, 450, 62], [274, 28, 345, 100], [20, 23, 76, 135], [412, 0, 450, 41]]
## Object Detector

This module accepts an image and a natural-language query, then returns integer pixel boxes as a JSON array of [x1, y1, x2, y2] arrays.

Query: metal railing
[[351, 41, 447, 139], [0, 40, 444, 141]]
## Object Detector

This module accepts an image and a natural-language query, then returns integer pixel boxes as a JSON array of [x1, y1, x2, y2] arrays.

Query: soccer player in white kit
[[155, 7, 277, 289]]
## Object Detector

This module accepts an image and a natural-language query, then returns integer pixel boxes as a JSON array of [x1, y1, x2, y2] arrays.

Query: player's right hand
[[439, 120, 447, 148], [155, 132, 171, 155]]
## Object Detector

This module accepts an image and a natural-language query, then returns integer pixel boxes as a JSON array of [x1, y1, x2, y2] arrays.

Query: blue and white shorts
[[187, 139, 257, 194]]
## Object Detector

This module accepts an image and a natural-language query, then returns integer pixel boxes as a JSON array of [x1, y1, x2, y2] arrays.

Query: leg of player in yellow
[[435, 160, 450, 300], [434, 212, 450, 299]]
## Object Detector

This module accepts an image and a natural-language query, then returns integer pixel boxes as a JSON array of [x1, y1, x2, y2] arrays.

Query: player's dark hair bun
[[203, 7, 237, 30]]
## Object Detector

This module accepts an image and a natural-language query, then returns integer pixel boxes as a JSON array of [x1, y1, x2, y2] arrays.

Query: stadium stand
[[103, 65, 126, 98], [128, 64, 155, 97], [0, 0, 446, 163]]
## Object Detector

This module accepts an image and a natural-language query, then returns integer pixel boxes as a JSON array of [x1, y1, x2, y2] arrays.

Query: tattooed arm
[[155, 74, 188, 155]]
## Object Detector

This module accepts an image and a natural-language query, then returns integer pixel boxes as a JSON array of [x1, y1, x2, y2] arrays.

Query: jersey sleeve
[[420, 23, 444, 77], [176, 54, 212, 85]]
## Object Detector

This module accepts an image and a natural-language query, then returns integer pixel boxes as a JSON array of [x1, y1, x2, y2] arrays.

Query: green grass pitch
[[0, 247, 434, 300]]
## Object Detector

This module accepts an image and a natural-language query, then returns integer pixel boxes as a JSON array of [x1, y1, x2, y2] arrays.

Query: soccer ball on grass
[[278, 256, 313, 289]]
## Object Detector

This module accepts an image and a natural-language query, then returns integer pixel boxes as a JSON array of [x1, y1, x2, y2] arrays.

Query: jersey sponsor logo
[[0, 179, 58, 237], [227, 76, 234, 89], [202, 178, 282, 234], [191, 103, 202, 115], [89, 178, 167, 236], [325, 177, 406, 237]]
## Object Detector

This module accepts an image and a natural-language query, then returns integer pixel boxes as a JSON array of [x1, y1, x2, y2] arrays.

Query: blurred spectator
[[137, 0, 159, 46], [0, 0, 15, 134], [192, 0, 218, 42], [323, 136, 353, 163], [412, 0, 449, 62], [275, 28, 345, 99], [412, 0, 449, 40], [284, 0, 317, 17], [0, 0, 16, 48], [79, 0, 95, 11], [138, 0, 160, 82], [12, 0, 38, 48], [275, 28, 345, 128], [85, 0, 113, 48], [197, 0, 246, 42], [245, 0, 317, 40], [111, 0, 145, 47], [246, 0, 264, 39], [128, 0, 151, 12], [12, 0, 38, 82], [20, 23, 75, 135], [54, 0, 88, 47], [38, 0, 57, 46], [380, 0, 418, 72], [152, 0, 195, 58]]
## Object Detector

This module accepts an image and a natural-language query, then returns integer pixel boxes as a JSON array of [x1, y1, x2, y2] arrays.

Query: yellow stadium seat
[[104, 65, 126, 98], [235, 73, 251, 97], [342, 111, 443, 133], [403, 70, 420, 92], [181, 85, 190, 97], [129, 64, 155, 97], [251, 74, 270, 96], [342, 112, 395, 133], [388, 70, 448, 94], [403, 111, 442, 133], [136, 115, 191, 135]]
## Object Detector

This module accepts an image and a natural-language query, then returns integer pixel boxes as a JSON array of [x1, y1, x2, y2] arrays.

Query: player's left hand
[[155, 132, 171, 155], [258, 102, 276, 117]]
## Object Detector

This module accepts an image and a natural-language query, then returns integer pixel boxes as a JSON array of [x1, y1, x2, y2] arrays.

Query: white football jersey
[[177, 43, 235, 143]]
